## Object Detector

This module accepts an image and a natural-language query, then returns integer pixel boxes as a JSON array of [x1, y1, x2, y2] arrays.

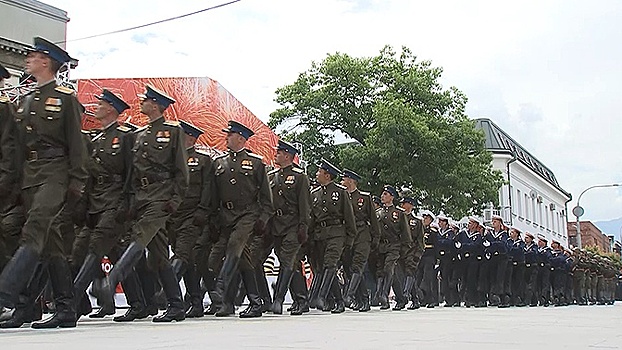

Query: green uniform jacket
[[348, 188, 380, 243], [310, 181, 356, 242], [86, 123, 134, 214], [269, 164, 311, 236], [176, 147, 214, 213], [212, 148, 274, 227], [0, 96, 17, 195], [405, 211, 425, 261], [130, 117, 188, 207], [376, 205, 412, 247], [15, 81, 87, 191]]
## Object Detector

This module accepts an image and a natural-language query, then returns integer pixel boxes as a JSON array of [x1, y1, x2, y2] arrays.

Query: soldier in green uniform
[[340, 169, 379, 312], [68, 89, 133, 321], [375, 185, 412, 310], [268, 140, 311, 315], [99, 85, 189, 323], [309, 159, 356, 313], [167, 120, 214, 318], [210, 120, 273, 318], [0, 38, 88, 328], [399, 197, 424, 310]]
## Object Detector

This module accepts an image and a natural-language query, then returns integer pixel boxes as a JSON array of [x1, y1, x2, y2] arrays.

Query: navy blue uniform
[[455, 230, 483, 306], [536, 245, 553, 305], [506, 238, 525, 305]]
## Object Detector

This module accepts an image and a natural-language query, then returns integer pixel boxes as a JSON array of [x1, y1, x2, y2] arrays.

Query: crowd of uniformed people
[[0, 38, 619, 330]]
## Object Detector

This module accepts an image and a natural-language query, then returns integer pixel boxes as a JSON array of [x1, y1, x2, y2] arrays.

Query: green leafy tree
[[269, 46, 503, 217]]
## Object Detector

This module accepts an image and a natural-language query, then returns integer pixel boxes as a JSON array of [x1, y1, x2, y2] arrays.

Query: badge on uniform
[[409, 219, 417, 226], [331, 191, 340, 201], [111, 137, 120, 149], [284, 175, 295, 185], [156, 130, 170, 143], [241, 159, 253, 170], [187, 157, 199, 166], [358, 197, 364, 208], [44, 97, 62, 113], [392, 211, 399, 220]]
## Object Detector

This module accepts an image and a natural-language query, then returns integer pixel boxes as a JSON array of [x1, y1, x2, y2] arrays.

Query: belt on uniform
[[356, 220, 370, 227], [275, 208, 296, 216], [223, 201, 254, 210], [138, 172, 173, 188], [27, 147, 65, 161], [525, 263, 532, 268], [317, 218, 344, 228], [95, 174, 123, 185]]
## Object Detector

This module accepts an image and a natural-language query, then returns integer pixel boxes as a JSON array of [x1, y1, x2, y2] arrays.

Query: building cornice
[[0, 0, 69, 23]]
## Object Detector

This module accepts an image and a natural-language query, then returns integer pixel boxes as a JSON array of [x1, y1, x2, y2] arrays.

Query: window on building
[[539, 202, 543, 226], [532, 197, 536, 224], [546, 205, 550, 229], [517, 189, 522, 217], [524, 194, 529, 221]]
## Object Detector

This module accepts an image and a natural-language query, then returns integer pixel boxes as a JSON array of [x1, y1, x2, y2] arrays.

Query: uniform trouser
[[439, 257, 457, 304], [488, 254, 507, 296], [509, 262, 524, 303], [551, 268, 566, 301], [574, 269, 586, 303], [523, 264, 537, 304], [461, 256, 480, 304], [272, 228, 302, 271], [537, 264, 551, 303], [316, 235, 346, 271], [349, 226, 371, 275], [597, 276, 605, 302], [70, 226, 90, 273], [591, 274, 598, 302], [477, 258, 490, 297], [375, 243, 401, 280], [133, 201, 173, 265], [419, 254, 437, 305], [167, 208, 201, 265], [0, 201, 25, 271], [0, 182, 68, 306], [86, 209, 123, 258]]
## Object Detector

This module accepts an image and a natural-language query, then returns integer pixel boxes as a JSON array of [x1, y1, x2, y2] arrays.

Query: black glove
[[162, 200, 177, 214], [253, 219, 267, 236], [297, 225, 308, 244], [192, 208, 208, 227]]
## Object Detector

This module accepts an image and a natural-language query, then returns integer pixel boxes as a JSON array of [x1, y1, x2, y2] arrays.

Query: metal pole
[[575, 183, 621, 249]]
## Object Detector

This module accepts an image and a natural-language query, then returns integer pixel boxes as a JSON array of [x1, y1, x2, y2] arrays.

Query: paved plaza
[[1, 303, 621, 350]]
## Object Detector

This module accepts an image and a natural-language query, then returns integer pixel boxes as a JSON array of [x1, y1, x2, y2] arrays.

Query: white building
[[475, 118, 572, 248]]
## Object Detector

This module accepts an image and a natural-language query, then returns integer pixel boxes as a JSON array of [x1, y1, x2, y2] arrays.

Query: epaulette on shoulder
[[335, 183, 347, 190], [117, 125, 132, 133], [247, 152, 263, 160], [213, 153, 228, 160], [163, 120, 180, 127], [311, 186, 321, 193], [54, 86, 74, 95], [0, 96, 9, 103], [292, 167, 304, 174], [268, 169, 279, 176], [195, 149, 211, 157], [396, 207, 405, 212], [81, 129, 91, 135], [359, 190, 370, 196]]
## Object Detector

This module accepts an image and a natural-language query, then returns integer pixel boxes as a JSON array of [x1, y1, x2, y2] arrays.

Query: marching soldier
[[396, 197, 424, 310], [341, 169, 379, 312], [375, 185, 411, 310], [309, 159, 356, 313], [437, 214, 458, 307], [455, 217, 484, 307], [167, 120, 214, 318], [419, 210, 439, 308], [68, 89, 132, 321], [506, 226, 525, 307], [210, 120, 273, 318], [0, 38, 88, 328], [99, 85, 189, 323], [523, 232, 538, 306], [535, 235, 552, 306], [549, 240, 566, 306], [482, 215, 509, 307], [268, 140, 311, 315]]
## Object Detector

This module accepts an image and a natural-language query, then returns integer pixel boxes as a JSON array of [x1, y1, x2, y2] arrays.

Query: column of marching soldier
[[0, 38, 619, 330]]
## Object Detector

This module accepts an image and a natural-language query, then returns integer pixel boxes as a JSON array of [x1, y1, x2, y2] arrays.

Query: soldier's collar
[[103, 120, 118, 131], [36, 79, 56, 89], [149, 116, 165, 125]]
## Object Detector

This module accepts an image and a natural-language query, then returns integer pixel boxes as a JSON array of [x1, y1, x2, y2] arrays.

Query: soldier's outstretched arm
[[65, 95, 88, 193]]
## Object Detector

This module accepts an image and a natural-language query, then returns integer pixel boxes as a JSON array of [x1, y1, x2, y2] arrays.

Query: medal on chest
[[331, 191, 340, 201], [241, 159, 253, 170], [284, 175, 295, 185], [111, 137, 120, 149], [155, 130, 170, 143], [188, 157, 199, 167]]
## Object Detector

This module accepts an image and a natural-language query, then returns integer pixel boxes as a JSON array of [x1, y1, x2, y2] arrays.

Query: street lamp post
[[573, 183, 620, 248]]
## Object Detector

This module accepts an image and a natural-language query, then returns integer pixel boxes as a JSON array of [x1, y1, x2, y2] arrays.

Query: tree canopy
[[269, 45, 504, 217]]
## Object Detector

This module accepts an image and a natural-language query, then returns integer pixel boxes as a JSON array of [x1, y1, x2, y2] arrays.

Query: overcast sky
[[42, 0, 622, 225]]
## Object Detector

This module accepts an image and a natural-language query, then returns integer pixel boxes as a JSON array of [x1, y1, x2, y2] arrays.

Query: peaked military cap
[[372, 195, 381, 206], [31, 37, 72, 64], [317, 158, 341, 177], [96, 89, 130, 114], [137, 85, 176, 108], [382, 185, 398, 198], [0, 63, 9, 79], [276, 139, 299, 155], [180, 120, 204, 138], [222, 120, 254, 139], [400, 197, 418, 206], [342, 169, 361, 181]]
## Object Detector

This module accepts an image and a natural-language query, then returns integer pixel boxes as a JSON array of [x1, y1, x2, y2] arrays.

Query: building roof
[[475, 118, 570, 198], [3, 0, 69, 22]]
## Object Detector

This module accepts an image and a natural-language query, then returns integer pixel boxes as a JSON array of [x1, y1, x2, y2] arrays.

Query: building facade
[[475, 118, 572, 247], [0, 0, 69, 82], [567, 221, 612, 253]]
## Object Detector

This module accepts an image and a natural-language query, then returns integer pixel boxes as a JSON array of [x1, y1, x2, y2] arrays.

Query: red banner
[[77, 77, 278, 164]]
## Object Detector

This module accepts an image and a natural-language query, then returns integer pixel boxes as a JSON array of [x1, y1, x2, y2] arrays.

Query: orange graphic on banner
[[77, 77, 278, 164]]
